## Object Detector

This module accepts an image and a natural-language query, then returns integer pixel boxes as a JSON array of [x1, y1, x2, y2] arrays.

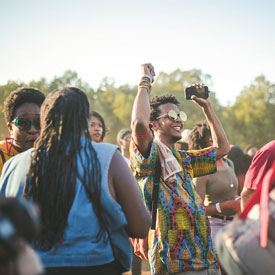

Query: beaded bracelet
[[139, 77, 152, 94]]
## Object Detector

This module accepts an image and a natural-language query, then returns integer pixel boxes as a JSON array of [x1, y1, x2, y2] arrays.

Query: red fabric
[[244, 141, 275, 190], [240, 164, 275, 247], [130, 237, 148, 260]]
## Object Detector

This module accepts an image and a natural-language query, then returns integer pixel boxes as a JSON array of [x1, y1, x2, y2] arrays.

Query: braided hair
[[188, 120, 211, 150], [23, 87, 105, 251]]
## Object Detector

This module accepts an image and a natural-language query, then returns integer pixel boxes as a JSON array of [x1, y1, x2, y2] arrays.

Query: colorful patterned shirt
[[130, 140, 218, 275]]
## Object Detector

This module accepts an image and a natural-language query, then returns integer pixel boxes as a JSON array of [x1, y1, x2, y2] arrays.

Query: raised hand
[[189, 83, 210, 107], [141, 63, 156, 83]]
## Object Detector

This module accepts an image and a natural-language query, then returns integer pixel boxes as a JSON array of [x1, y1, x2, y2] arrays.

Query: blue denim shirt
[[0, 139, 132, 270]]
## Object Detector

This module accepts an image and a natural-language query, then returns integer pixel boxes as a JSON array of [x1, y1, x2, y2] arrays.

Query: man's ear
[[149, 121, 158, 132]]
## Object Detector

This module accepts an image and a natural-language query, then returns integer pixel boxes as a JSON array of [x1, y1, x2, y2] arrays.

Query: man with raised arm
[[130, 64, 230, 275]]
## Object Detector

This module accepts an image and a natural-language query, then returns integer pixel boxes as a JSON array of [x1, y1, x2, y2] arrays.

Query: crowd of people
[[0, 64, 274, 275]]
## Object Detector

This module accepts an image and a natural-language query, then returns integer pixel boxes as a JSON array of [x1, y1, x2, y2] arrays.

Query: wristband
[[215, 202, 222, 213], [134, 130, 151, 138], [139, 77, 152, 94], [143, 74, 153, 83]]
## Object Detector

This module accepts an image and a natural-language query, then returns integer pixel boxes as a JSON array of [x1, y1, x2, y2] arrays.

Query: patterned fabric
[[0, 139, 19, 176], [154, 140, 182, 182], [130, 140, 217, 275]]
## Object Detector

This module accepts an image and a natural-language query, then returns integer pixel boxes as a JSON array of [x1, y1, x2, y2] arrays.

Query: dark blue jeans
[[45, 261, 122, 275]]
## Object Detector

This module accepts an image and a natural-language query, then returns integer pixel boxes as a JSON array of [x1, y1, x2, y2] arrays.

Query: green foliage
[[0, 69, 274, 150], [222, 75, 275, 148], [152, 68, 221, 131]]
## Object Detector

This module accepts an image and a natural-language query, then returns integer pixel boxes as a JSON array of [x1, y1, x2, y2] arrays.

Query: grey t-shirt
[[194, 159, 238, 216]]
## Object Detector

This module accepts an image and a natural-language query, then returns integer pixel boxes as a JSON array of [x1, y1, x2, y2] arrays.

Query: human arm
[[194, 176, 240, 216], [205, 200, 240, 216], [108, 150, 151, 238], [240, 187, 255, 210], [131, 64, 155, 157], [190, 85, 230, 160]]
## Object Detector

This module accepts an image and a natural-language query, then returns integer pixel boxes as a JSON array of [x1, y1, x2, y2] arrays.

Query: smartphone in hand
[[185, 86, 209, 100]]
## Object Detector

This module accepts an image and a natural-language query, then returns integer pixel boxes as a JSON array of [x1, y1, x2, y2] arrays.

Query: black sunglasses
[[11, 117, 40, 131]]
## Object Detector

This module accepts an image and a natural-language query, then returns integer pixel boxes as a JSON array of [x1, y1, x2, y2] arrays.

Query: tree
[[222, 75, 275, 148]]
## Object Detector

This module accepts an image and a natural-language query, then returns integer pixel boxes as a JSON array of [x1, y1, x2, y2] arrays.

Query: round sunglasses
[[156, 110, 187, 122], [11, 117, 40, 131]]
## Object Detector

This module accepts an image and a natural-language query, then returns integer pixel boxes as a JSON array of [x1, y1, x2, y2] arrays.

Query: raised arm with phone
[[129, 63, 230, 275]]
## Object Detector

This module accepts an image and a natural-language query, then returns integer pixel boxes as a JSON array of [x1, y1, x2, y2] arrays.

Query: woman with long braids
[[0, 87, 151, 275]]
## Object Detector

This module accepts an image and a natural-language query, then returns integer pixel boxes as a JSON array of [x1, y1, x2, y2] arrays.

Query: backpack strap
[[0, 149, 6, 165], [151, 146, 162, 230]]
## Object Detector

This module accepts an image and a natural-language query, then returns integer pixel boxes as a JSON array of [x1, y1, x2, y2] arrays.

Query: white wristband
[[216, 202, 222, 213], [143, 74, 153, 83]]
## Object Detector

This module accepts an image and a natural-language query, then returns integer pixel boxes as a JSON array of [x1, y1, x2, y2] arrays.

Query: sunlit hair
[[90, 111, 106, 141], [150, 94, 180, 121], [23, 87, 105, 251], [188, 120, 211, 150], [4, 87, 45, 123]]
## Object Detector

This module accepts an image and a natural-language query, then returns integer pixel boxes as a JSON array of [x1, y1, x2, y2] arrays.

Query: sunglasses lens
[[15, 117, 40, 131], [33, 117, 40, 130], [167, 110, 178, 120], [17, 118, 31, 131], [180, 111, 187, 122]]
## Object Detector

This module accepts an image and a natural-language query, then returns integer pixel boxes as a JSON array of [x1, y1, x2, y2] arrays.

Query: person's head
[[25, 87, 104, 250], [117, 129, 131, 155], [227, 145, 245, 176], [188, 121, 212, 150], [0, 197, 40, 262], [89, 111, 106, 143], [4, 87, 45, 152], [244, 144, 258, 157], [150, 95, 187, 146]]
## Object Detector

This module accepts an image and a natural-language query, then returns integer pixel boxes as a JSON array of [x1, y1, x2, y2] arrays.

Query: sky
[[0, 0, 274, 106]]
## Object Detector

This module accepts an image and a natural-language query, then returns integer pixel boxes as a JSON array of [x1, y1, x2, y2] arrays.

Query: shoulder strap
[[151, 147, 162, 230], [0, 149, 6, 164]]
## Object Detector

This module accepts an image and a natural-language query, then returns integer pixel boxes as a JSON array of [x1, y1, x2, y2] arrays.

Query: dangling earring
[[5, 137, 14, 156]]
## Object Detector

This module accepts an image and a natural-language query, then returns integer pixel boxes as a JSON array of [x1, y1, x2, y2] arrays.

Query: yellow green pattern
[[130, 141, 217, 275]]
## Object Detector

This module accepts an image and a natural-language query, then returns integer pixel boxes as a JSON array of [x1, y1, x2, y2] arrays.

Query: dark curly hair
[[4, 87, 45, 123], [90, 111, 106, 141], [188, 120, 211, 150], [227, 146, 252, 176], [150, 94, 180, 121]]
